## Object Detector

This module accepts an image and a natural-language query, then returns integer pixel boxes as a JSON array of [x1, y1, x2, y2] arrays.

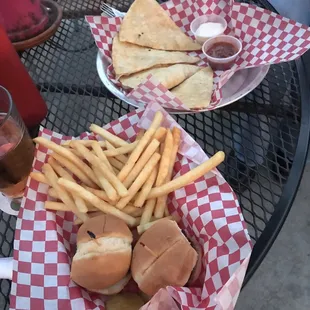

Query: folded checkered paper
[[86, 0, 310, 111], [10, 102, 251, 310]]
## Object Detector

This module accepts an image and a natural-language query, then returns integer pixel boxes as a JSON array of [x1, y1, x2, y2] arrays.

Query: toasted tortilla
[[119, 64, 200, 89], [112, 35, 200, 76], [119, 0, 201, 51], [171, 67, 214, 109]]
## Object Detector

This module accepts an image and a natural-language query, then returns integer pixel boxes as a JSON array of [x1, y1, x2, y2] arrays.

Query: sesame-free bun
[[92, 273, 131, 295], [71, 214, 133, 292], [131, 219, 197, 296]]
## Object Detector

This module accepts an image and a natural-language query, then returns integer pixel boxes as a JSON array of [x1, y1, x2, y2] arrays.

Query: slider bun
[[71, 215, 133, 291], [131, 219, 197, 296], [92, 274, 131, 295]]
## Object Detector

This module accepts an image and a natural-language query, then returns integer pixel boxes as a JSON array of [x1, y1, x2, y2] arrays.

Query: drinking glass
[[0, 85, 35, 198]]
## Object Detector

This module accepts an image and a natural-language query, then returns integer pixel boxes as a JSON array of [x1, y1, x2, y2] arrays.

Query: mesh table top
[[1, 0, 309, 308]]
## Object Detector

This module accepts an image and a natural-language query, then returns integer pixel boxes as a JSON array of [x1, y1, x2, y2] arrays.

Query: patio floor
[[236, 163, 310, 310]]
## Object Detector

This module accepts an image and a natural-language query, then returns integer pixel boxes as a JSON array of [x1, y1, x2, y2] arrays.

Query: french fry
[[108, 157, 124, 170], [140, 199, 156, 226], [68, 148, 84, 158], [154, 127, 181, 218], [74, 195, 89, 213], [154, 194, 168, 218], [45, 201, 97, 212], [155, 130, 173, 186], [48, 188, 59, 199], [83, 186, 116, 204], [45, 201, 132, 221], [172, 127, 181, 152], [48, 157, 73, 181], [30, 172, 48, 184], [33, 137, 99, 187], [153, 127, 167, 142], [134, 164, 158, 208], [96, 161, 129, 197], [42, 164, 88, 222], [136, 129, 145, 140], [137, 216, 174, 234], [122, 205, 144, 217], [154, 190, 168, 219], [33, 173, 92, 215], [103, 141, 138, 157], [116, 153, 161, 209], [132, 216, 159, 227], [47, 190, 97, 212], [105, 141, 128, 164], [61, 140, 72, 147], [118, 111, 163, 182], [90, 124, 128, 147], [57, 178, 136, 226], [70, 141, 95, 163], [74, 211, 104, 225], [45, 201, 70, 211], [148, 151, 225, 199], [91, 141, 114, 173], [51, 153, 97, 188], [74, 219, 84, 226], [71, 142, 128, 197], [93, 167, 119, 201], [123, 139, 160, 188], [62, 140, 106, 147], [60, 145, 82, 157], [48, 159, 89, 214], [86, 205, 99, 212]]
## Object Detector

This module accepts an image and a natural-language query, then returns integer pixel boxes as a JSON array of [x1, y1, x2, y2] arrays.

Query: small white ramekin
[[190, 15, 227, 45]]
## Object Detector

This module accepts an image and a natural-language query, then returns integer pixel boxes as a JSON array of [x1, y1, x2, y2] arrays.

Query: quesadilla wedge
[[171, 67, 214, 109], [119, 0, 201, 51], [112, 35, 200, 76], [119, 64, 200, 89]]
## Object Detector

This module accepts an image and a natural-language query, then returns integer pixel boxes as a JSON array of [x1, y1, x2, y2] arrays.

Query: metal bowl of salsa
[[202, 35, 242, 70]]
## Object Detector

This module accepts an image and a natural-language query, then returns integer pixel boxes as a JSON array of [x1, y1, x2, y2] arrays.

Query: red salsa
[[206, 42, 237, 59]]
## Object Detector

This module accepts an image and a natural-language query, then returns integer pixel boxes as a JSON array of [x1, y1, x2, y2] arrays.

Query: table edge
[[243, 54, 310, 286]]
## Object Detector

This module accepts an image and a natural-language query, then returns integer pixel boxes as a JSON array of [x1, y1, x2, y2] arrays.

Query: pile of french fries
[[31, 111, 225, 234]]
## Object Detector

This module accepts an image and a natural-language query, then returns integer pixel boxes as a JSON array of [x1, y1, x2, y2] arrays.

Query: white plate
[[96, 52, 270, 114]]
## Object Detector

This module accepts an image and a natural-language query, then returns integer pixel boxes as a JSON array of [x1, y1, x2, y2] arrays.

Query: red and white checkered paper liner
[[10, 102, 251, 310], [86, 0, 310, 111]]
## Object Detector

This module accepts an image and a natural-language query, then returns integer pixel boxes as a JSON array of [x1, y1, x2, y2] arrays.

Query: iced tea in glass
[[0, 86, 35, 198]]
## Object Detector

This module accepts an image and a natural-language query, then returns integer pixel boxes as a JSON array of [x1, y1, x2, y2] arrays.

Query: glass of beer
[[0, 85, 35, 198]]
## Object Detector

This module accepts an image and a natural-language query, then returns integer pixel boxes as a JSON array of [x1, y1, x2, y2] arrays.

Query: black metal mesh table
[[0, 0, 309, 308]]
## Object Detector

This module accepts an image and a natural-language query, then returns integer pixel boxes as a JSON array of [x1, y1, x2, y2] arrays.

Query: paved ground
[[236, 163, 310, 310], [236, 2, 310, 309]]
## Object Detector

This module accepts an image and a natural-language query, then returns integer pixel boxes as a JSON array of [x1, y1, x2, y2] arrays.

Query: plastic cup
[[190, 15, 227, 45], [202, 35, 242, 70]]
